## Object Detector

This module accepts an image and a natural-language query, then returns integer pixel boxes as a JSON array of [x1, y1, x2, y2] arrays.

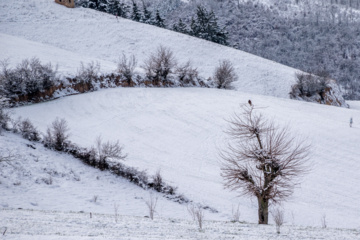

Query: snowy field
[[0, 0, 298, 98], [1, 208, 359, 240], [11, 88, 360, 230], [1, 0, 360, 239]]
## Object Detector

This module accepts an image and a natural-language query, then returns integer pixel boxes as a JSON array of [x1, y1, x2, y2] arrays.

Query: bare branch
[[220, 103, 310, 224]]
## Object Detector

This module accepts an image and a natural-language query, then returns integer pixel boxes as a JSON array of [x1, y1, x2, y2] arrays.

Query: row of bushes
[[0, 46, 239, 105], [0, 110, 193, 204]]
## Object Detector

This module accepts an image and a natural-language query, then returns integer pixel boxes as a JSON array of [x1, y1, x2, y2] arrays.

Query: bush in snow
[[94, 135, 127, 170], [175, 61, 200, 87], [152, 169, 163, 192], [213, 60, 238, 89], [19, 118, 41, 142], [0, 58, 58, 98], [143, 45, 177, 86], [75, 61, 101, 88], [44, 118, 71, 151], [117, 54, 137, 86], [290, 72, 328, 98], [0, 96, 11, 133]]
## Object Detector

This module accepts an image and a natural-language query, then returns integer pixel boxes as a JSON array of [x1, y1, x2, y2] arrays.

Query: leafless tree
[[231, 203, 241, 222], [213, 60, 238, 89], [117, 54, 137, 85], [143, 45, 177, 86], [187, 203, 205, 230], [45, 118, 70, 151], [95, 135, 127, 164], [195, 205, 205, 230], [145, 192, 158, 220], [321, 214, 327, 228], [175, 61, 199, 86], [0, 149, 17, 163], [76, 61, 101, 84], [114, 203, 120, 223], [220, 104, 310, 224], [272, 208, 285, 234]]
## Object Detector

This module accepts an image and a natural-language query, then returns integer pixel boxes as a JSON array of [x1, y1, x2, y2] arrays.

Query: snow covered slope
[[12, 88, 360, 229], [0, 132, 192, 220], [0, 0, 298, 98]]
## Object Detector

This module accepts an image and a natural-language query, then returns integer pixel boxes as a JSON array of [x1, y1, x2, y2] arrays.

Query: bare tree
[[187, 203, 205, 230], [43, 118, 70, 151], [114, 202, 120, 223], [272, 208, 285, 234], [0, 149, 17, 163], [231, 203, 241, 222], [145, 192, 158, 220], [95, 135, 127, 169], [213, 60, 238, 89], [143, 45, 177, 86], [117, 54, 137, 86], [220, 103, 310, 224], [195, 205, 205, 230], [321, 214, 327, 228]]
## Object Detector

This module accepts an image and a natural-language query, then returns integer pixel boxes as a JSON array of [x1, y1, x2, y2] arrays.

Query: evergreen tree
[[98, 0, 108, 12], [109, 0, 129, 18], [131, 0, 141, 22], [88, 0, 99, 9], [190, 5, 228, 45], [141, 1, 152, 24], [154, 10, 165, 28], [173, 18, 189, 34]]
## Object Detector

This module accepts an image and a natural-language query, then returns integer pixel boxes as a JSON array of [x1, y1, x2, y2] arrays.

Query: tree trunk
[[257, 196, 269, 224]]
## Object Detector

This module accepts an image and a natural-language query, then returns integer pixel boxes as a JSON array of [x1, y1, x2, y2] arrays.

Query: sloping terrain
[[12, 88, 360, 229], [0, 132, 191, 219], [1, 0, 360, 238], [0, 0, 298, 98]]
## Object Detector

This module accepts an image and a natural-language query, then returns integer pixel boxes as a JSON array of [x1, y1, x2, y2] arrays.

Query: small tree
[[131, 0, 141, 22], [141, 0, 152, 24], [117, 54, 137, 86], [143, 46, 177, 86], [213, 60, 238, 89], [94, 135, 127, 170], [145, 192, 158, 220], [272, 208, 284, 234], [44, 118, 70, 151], [154, 10, 165, 28], [220, 104, 310, 224]]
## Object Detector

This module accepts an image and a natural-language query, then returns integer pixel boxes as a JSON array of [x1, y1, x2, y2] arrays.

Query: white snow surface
[[1, 208, 359, 240], [0, 0, 298, 98], [1, 0, 360, 238], [11, 88, 360, 231]]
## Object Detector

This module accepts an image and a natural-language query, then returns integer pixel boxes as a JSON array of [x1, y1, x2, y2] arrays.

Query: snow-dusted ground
[[11, 88, 360, 230], [0, 0, 298, 98], [1, 0, 360, 238], [2, 208, 359, 240], [0, 132, 191, 219]]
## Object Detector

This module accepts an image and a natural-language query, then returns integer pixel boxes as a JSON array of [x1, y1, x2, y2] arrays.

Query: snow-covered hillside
[[0, 0, 298, 98], [12, 88, 360, 230], [1, 0, 360, 238]]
